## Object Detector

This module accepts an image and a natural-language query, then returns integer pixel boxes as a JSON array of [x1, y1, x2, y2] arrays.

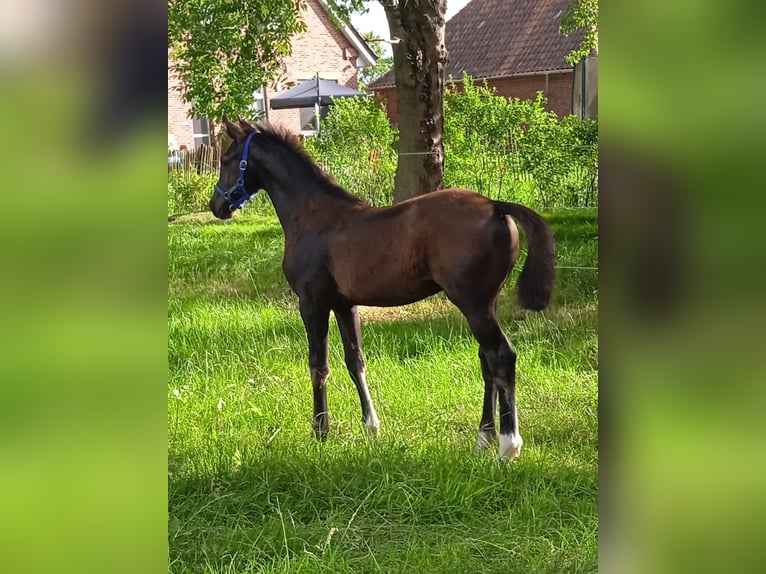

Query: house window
[[252, 88, 266, 118], [192, 117, 210, 147]]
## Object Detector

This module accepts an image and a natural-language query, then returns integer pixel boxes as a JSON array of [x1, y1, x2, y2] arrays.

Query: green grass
[[168, 208, 598, 573]]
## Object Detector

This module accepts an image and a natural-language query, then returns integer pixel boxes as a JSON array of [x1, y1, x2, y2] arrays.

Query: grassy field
[[168, 207, 598, 573]]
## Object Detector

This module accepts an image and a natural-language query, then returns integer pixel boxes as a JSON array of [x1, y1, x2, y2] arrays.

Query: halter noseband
[[215, 131, 259, 211]]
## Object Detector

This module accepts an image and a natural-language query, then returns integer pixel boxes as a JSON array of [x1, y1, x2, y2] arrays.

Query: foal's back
[[327, 189, 519, 307]]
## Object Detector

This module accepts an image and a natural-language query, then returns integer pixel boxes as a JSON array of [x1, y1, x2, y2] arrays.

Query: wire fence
[[167, 143, 598, 216]]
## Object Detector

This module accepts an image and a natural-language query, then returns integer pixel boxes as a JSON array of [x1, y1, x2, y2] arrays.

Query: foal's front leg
[[299, 300, 331, 439], [335, 305, 380, 434]]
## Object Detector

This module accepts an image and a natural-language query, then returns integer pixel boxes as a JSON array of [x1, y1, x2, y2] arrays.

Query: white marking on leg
[[364, 408, 380, 435], [499, 432, 523, 461], [475, 430, 496, 451]]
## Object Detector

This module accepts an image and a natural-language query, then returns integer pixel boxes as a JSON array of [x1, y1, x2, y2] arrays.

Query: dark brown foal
[[210, 118, 554, 460]]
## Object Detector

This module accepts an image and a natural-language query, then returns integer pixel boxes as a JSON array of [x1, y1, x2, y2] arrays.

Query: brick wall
[[168, 56, 195, 150], [267, 0, 361, 133], [376, 70, 575, 126], [168, 0, 366, 142], [487, 72, 573, 118]]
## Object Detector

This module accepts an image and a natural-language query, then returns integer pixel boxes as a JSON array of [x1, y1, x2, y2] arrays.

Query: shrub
[[445, 75, 530, 203], [168, 168, 218, 216], [168, 80, 597, 215], [303, 97, 397, 207], [444, 74, 598, 209]]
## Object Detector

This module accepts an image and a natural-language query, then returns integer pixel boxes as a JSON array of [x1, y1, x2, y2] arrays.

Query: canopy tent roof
[[269, 76, 369, 110]]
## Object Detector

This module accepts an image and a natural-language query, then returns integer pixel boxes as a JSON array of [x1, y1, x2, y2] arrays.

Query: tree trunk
[[382, 0, 447, 203]]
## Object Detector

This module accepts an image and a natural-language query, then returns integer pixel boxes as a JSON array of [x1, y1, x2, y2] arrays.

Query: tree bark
[[381, 0, 447, 203]]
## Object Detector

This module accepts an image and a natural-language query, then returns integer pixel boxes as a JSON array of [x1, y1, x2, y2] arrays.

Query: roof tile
[[369, 0, 585, 89]]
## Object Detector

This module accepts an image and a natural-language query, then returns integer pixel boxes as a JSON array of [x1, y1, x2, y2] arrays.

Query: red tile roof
[[369, 0, 585, 90]]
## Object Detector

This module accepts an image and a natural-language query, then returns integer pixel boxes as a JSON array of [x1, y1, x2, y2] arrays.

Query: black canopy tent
[[269, 74, 369, 130]]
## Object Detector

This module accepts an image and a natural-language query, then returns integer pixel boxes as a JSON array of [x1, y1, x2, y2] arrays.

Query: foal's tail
[[493, 201, 556, 311]]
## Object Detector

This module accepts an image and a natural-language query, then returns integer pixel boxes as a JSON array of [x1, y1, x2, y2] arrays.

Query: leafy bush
[[167, 168, 218, 216], [444, 75, 532, 203], [168, 78, 597, 216], [444, 74, 598, 209], [561, 114, 598, 206], [303, 97, 397, 206]]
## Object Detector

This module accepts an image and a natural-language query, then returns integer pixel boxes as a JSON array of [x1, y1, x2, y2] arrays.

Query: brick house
[[369, 0, 597, 124], [168, 0, 376, 150], [168, 53, 200, 152]]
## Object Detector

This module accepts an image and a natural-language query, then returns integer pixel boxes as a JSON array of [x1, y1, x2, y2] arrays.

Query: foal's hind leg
[[475, 349, 497, 451], [465, 311, 523, 461], [334, 305, 380, 434], [299, 300, 331, 440], [494, 341, 522, 461]]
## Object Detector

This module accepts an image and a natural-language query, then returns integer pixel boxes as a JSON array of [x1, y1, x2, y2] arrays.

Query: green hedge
[[444, 74, 597, 208], [167, 169, 218, 217], [168, 76, 597, 215], [304, 96, 397, 207]]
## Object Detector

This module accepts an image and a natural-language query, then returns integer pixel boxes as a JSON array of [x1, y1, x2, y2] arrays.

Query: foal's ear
[[237, 117, 255, 134], [222, 115, 245, 142]]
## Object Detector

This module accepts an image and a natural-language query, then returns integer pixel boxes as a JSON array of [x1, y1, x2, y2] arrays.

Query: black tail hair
[[493, 201, 556, 310]]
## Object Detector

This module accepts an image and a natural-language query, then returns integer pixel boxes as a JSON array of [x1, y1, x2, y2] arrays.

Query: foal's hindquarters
[[423, 199, 525, 460]]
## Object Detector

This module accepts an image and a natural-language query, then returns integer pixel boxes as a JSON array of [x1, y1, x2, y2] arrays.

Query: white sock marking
[[364, 411, 380, 435], [499, 433, 523, 460]]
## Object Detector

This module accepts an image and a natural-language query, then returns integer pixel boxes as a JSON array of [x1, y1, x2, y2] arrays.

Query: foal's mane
[[254, 123, 364, 205]]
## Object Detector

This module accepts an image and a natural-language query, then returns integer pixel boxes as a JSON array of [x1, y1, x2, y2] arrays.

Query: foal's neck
[[262, 148, 363, 236], [266, 176, 359, 237]]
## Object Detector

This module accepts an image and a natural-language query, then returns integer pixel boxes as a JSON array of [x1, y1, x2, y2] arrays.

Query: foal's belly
[[348, 279, 442, 307], [331, 252, 442, 307]]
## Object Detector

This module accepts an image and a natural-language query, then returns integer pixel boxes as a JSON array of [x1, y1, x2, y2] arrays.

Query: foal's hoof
[[499, 433, 523, 461], [312, 421, 329, 441], [475, 430, 497, 451], [363, 415, 380, 436]]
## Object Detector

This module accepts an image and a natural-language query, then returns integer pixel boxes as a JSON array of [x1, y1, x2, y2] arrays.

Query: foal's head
[[209, 117, 266, 220]]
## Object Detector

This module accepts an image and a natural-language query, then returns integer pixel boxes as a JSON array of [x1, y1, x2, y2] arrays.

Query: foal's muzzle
[[215, 166, 253, 211]]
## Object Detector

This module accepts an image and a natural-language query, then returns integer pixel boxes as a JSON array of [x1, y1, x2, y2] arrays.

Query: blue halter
[[215, 131, 258, 210]]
